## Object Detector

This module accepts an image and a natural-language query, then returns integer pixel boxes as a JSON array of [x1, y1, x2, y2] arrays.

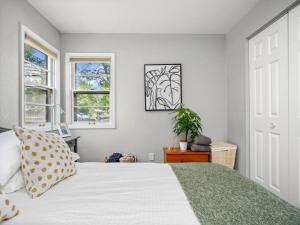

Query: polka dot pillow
[[0, 191, 19, 221], [14, 127, 77, 198]]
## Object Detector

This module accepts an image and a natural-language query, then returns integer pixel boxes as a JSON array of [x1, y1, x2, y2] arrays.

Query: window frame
[[65, 53, 116, 129], [20, 24, 60, 130]]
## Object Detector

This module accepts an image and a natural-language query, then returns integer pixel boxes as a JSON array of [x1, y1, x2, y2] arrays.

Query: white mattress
[[4, 163, 200, 225]]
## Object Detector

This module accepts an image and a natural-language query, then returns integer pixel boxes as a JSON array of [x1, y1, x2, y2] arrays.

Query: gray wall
[[0, 0, 229, 164], [61, 34, 227, 162], [0, 0, 60, 128], [226, 0, 296, 176]]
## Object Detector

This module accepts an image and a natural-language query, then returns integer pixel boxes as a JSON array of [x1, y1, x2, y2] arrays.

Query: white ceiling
[[27, 0, 260, 34]]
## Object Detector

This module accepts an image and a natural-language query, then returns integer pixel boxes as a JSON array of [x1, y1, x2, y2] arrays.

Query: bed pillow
[[2, 170, 25, 194], [0, 191, 19, 221], [0, 130, 21, 186], [14, 127, 76, 198]]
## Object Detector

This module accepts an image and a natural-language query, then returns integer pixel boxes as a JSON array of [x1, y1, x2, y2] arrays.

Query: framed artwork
[[57, 123, 71, 137], [144, 64, 182, 111]]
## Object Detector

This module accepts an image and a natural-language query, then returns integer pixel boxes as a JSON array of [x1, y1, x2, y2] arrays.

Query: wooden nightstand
[[163, 148, 210, 163]]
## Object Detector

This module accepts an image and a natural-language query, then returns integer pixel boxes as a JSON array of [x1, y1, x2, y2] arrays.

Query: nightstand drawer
[[166, 154, 209, 163], [164, 148, 210, 163]]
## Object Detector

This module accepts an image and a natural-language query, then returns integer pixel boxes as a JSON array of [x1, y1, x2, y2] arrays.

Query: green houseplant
[[172, 106, 202, 150]]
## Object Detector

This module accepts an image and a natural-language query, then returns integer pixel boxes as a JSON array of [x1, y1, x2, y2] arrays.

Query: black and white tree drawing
[[144, 64, 182, 111]]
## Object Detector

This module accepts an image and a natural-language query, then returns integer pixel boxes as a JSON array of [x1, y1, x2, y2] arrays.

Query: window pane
[[24, 44, 48, 69], [75, 63, 110, 91], [74, 107, 110, 123], [24, 61, 48, 85], [74, 93, 109, 107], [25, 87, 52, 104], [73, 93, 110, 123], [24, 105, 51, 124]]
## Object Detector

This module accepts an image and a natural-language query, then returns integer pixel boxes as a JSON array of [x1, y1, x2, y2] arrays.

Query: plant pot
[[179, 141, 188, 151]]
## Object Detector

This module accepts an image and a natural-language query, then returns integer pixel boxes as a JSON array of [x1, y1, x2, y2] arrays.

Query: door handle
[[270, 123, 276, 129]]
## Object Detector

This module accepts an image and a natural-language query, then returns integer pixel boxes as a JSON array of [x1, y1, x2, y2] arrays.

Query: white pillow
[[1, 170, 24, 194], [0, 131, 21, 186]]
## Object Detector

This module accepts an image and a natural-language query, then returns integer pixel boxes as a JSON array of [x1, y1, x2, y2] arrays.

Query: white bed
[[4, 163, 200, 225]]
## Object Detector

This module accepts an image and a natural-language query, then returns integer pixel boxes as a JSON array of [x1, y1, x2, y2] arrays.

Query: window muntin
[[66, 54, 115, 128], [72, 61, 111, 125], [22, 32, 58, 127]]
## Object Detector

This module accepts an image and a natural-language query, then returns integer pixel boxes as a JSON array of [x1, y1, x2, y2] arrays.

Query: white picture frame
[[57, 123, 71, 137]]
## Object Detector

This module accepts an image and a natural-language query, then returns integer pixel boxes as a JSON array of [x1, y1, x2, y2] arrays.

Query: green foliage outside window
[[74, 83, 110, 121]]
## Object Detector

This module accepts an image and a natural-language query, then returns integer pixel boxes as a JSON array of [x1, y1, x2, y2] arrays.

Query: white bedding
[[4, 163, 200, 225]]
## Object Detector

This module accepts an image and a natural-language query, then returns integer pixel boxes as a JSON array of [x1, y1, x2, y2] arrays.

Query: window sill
[[23, 124, 54, 132], [68, 123, 116, 129]]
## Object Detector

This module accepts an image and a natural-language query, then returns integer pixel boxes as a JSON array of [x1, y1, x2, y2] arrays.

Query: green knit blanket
[[170, 163, 300, 225]]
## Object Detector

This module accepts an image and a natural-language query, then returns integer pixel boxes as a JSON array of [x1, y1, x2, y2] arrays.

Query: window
[[21, 25, 60, 129], [65, 53, 115, 128]]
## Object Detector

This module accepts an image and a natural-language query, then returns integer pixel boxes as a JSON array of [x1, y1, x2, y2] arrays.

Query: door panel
[[268, 32, 279, 54], [254, 130, 264, 181], [268, 60, 280, 117], [254, 67, 264, 117], [249, 15, 289, 200], [289, 6, 300, 208], [269, 133, 280, 192]]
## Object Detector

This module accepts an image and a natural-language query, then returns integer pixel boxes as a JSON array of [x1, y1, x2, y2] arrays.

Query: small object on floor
[[191, 144, 211, 152], [194, 134, 212, 145], [106, 153, 123, 162], [119, 153, 137, 163]]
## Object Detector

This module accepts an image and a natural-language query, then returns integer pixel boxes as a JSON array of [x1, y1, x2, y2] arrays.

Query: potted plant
[[172, 106, 202, 151]]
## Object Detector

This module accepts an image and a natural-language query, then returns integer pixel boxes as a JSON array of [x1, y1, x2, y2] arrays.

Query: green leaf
[[171, 106, 202, 142]]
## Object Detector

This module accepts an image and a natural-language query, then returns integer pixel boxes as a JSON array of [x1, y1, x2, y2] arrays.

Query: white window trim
[[20, 24, 60, 131], [65, 53, 116, 129]]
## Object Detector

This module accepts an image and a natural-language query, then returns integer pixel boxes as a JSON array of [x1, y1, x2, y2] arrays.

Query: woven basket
[[210, 141, 237, 169]]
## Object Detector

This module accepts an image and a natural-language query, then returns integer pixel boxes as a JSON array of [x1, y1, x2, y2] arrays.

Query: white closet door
[[289, 6, 300, 208], [249, 15, 289, 199]]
